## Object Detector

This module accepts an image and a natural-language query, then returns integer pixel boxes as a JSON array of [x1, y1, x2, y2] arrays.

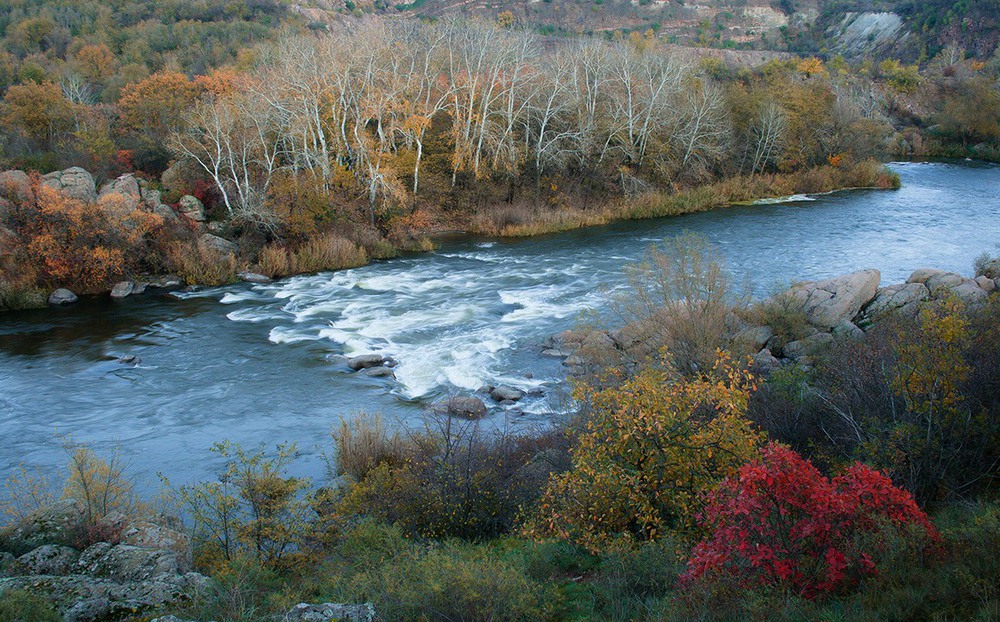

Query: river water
[[1, 161, 998, 489]]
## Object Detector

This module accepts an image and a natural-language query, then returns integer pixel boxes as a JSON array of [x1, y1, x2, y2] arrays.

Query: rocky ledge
[[0, 500, 208, 622], [546, 265, 997, 375]]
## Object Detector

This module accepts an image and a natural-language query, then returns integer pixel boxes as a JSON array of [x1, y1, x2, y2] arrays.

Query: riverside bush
[[684, 443, 939, 598]]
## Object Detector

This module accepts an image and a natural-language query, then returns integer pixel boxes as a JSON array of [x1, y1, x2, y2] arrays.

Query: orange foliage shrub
[[3, 182, 162, 292]]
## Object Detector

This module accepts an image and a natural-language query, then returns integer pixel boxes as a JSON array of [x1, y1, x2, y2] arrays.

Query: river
[[1, 160, 998, 490]]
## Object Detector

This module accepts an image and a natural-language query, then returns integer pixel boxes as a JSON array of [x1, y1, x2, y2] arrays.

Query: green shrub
[[0, 589, 60, 622], [343, 534, 559, 622]]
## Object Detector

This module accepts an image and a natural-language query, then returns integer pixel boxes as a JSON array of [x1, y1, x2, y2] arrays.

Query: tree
[[534, 351, 762, 550], [2, 81, 78, 151], [684, 443, 939, 598]]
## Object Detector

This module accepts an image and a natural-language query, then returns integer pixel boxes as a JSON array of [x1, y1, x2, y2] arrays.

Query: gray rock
[[15, 545, 80, 576], [786, 269, 880, 330], [206, 221, 226, 234], [490, 386, 525, 402], [121, 521, 193, 574], [49, 288, 79, 305], [859, 283, 929, 322], [77, 542, 181, 583], [907, 268, 947, 285], [751, 348, 781, 373], [782, 332, 834, 360], [110, 281, 135, 299], [975, 275, 996, 293], [153, 203, 178, 222], [98, 174, 141, 212], [199, 233, 236, 255], [348, 354, 385, 371], [284, 602, 376, 622], [735, 325, 775, 352], [435, 396, 488, 420], [541, 348, 572, 358], [924, 271, 966, 297], [0, 169, 34, 203], [832, 320, 864, 340], [978, 258, 1000, 281], [2, 499, 83, 549], [361, 366, 395, 378], [41, 167, 97, 203], [177, 195, 205, 222], [951, 279, 988, 305], [148, 275, 183, 289], [238, 271, 272, 284]]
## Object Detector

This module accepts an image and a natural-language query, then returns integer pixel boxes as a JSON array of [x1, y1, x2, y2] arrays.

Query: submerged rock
[[348, 354, 385, 371], [361, 366, 395, 378], [490, 385, 525, 402], [434, 397, 488, 420]]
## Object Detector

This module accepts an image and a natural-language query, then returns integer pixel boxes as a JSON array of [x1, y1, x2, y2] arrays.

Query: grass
[[469, 160, 900, 238]]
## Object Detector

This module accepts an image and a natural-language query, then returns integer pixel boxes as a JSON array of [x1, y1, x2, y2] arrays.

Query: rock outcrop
[[786, 269, 881, 330], [98, 174, 142, 212], [41, 167, 97, 203], [0, 502, 207, 622]]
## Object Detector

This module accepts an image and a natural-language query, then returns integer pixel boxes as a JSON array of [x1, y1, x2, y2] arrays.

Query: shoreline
[[1, 159, 901, 310]]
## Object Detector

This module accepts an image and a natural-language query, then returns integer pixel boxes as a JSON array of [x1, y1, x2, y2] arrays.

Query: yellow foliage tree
[[533, 352, 763, 550]]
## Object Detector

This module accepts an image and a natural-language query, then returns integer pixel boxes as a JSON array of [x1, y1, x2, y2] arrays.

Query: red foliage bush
[[683, 443, 939, 598]]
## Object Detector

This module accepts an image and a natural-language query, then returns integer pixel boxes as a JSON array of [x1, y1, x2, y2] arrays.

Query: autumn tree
[[1, 81, 78, 151], [533, 352, 763, 550]]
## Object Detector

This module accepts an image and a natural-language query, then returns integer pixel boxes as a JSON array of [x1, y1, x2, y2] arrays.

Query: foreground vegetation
[[3, 240, 999, 621]]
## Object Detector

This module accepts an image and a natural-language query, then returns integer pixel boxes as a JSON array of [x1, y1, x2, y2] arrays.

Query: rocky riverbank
[[545, 261, 999, 377]]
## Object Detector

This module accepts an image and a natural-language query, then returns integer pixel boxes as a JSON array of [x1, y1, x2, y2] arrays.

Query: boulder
[[199, 233, 236, 255], [974, 275, 995, 293], [978, 258, 1000, 281], [177, 195, 205, 222], [284, 602, 377, 622], [121, 521, 193, 574], [41, 167, 97, 203], [735, 324, 774, 352], [950, 279, 988, 305], [907, 268, 947, 285], [859, 283, 930, 322], [832, 320, 864, 340], [153, 203, 178, 222], [435, 397, 488, 420], [110, 281, 135, 299], [49, 288, 79, 305], [490, 385, 525, 402], [923, 271, 966, 297], [0, 170, 34, 220], [15, 544, 80, 576], [98, 174, 142, 212], [751, 348, 782, 373], [160, 160, 198, 196], [786, 269, 880, 330], [147, 275, 183, 289], [782, 332, 834, 360], [348, 354, 385, 371], [361, 366, 394, 378], [238, 271, 272, 284], [77, 542, 180, 583], [1, 499, 83, 550]]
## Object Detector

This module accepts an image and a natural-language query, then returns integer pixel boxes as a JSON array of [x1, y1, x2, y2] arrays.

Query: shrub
[[341, 530, 558, 622], [338, 416, 566, 540], [0, 589, 60, 622], [532, 352, 763, 550], [171, 442, 315, 571], [177, 554, 288, 622], [62, 443, 142, 524], [684, 443, 939, 598], [163, 239, 238, 286], [610, 233, 750, 376], [331, 413, 405, 482], [292, 234, 367, 273]]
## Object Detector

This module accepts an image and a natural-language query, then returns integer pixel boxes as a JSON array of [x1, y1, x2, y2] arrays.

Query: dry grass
[[256, 234, 369, 278], [332, 413, 406, 482], [163, 240, 239, 286]]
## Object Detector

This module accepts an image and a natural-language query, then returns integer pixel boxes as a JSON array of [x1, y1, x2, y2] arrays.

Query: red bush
[[683, 443, 939, 597]]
